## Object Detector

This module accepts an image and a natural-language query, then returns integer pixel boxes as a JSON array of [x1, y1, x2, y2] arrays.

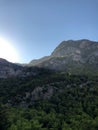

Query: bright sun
[[0, 37, 19, 63]]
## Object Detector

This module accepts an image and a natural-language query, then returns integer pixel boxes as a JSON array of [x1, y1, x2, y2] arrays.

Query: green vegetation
[[0, 70, 98, 130]]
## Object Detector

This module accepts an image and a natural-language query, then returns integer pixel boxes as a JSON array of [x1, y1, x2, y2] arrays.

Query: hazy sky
[[0, 0, 98, 63]]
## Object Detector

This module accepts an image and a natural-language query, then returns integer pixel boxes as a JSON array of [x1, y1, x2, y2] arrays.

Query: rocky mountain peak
[[51, 39, 97, 57], [28, 39, 98, 74]]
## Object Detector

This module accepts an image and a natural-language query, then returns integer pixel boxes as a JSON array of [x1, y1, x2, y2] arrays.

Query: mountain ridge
[[0, 39, 98, 78], [28, 39, 98, 74]]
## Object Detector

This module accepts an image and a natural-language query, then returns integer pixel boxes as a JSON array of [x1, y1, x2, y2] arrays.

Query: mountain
[[0, 40, 98, 130], [0, 39, 98, 78], [0, 58, 50, 78], [0, 58, 23, 78], [29, 39, 98, 74]]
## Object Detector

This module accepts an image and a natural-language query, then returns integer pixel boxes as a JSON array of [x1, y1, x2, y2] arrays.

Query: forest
[[0, 70, 98, 130]]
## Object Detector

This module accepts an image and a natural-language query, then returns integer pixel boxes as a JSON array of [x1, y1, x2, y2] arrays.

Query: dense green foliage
[[0, 70, 98, 130]]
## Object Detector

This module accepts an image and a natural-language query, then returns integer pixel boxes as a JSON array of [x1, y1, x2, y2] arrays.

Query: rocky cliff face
[[29, 39, 98, 73]]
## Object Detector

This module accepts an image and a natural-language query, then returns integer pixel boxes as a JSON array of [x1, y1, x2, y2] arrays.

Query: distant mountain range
[[0, 39, 98, 78]]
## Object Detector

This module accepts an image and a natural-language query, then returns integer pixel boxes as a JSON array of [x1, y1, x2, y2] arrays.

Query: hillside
[[0, 58, 51, 78], [0, 39, 98, 130], [29, 39, 98, 74], [0, 71, 98, 130]]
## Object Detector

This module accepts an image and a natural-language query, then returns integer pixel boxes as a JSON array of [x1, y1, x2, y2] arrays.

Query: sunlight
[[0, 37, 20, 63]]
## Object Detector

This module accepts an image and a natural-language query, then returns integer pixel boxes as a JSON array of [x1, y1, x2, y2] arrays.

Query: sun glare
[[0, 37, 19, 63]]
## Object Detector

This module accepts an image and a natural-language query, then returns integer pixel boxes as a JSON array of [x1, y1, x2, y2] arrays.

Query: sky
[[0, 0, 98, 63]]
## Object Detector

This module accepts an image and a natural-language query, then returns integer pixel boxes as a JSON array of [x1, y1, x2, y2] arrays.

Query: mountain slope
[[0, 40, 98, 130], [0, 58, 51, 78], [0, 71, 98, 130], [29, 39, 98, 74], [0, 58, 23, 78], [0, 39, 98, 78]]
